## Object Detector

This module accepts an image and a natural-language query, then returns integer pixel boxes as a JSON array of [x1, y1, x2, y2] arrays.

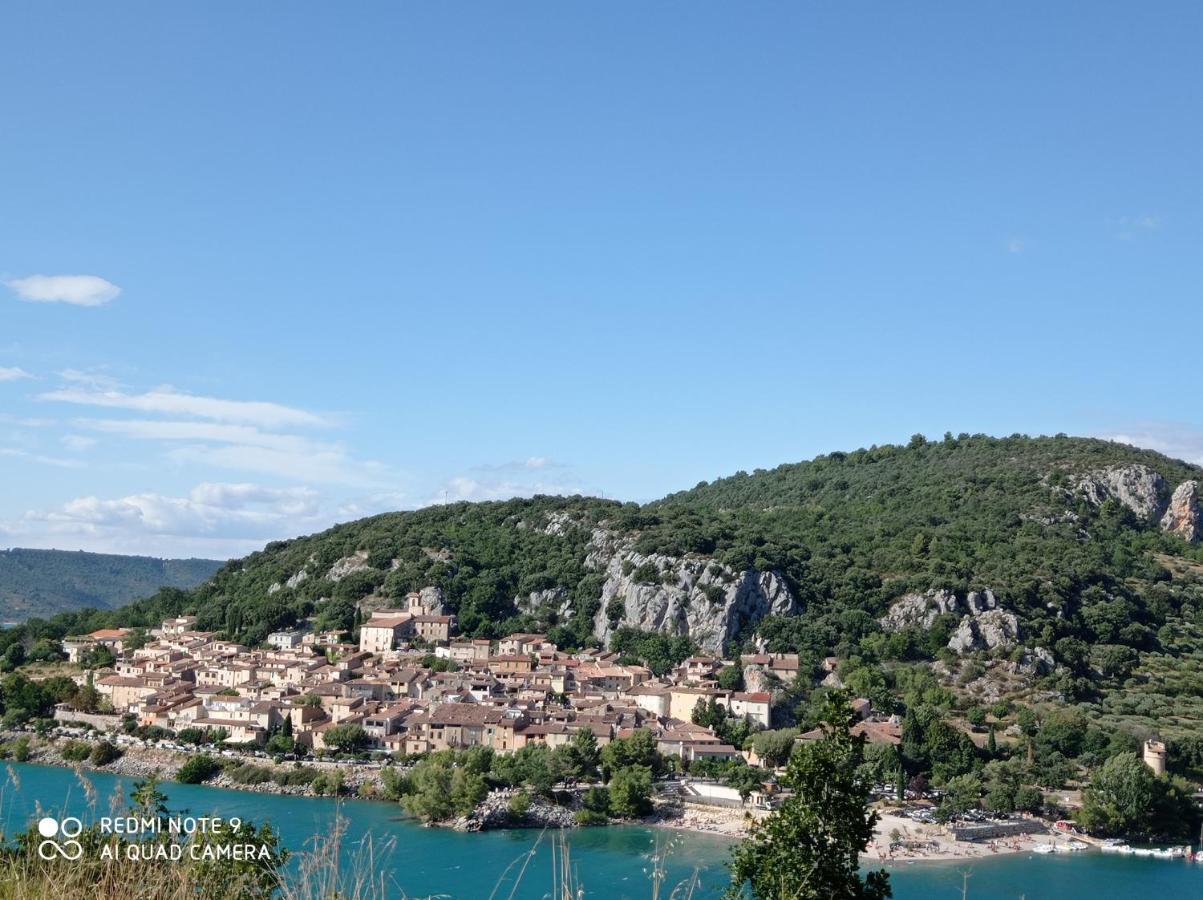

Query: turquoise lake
[[2, 762, 1200, 898]]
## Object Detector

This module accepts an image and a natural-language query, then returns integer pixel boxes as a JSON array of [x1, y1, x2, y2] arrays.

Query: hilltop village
[[62, 589, 833, 763]]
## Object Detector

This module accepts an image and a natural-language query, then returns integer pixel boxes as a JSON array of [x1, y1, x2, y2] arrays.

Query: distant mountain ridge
[[0, 548, 224, 622]]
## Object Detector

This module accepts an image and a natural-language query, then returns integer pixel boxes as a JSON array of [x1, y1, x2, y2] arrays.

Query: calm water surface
[[1, 762, 1199, 899]]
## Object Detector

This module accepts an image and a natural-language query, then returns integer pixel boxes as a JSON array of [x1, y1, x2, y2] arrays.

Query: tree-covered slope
[[6, 436, 1202, 689], [0, 548, 224, 622]]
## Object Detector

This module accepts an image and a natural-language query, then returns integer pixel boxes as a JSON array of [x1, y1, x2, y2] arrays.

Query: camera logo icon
[[36, 816, 84, 860]]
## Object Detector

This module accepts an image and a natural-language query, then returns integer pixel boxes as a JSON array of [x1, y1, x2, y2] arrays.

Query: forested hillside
[[4, 434, 1202, 728], [0, 549, 223, 622]]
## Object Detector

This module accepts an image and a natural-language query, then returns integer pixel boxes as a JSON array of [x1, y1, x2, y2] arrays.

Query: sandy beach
[[649, 801, 1060, 864], [864, 811, 1048, 863]]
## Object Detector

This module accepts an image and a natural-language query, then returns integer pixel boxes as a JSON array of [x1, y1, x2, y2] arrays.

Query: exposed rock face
[[327, 551, 371, 582], [881, 588, 1018, 655], [454, 789, 577, 831], [515, 587, 572, 620], [879, 588, 999, 632], [285, 567, 310, 590], [1160, 481, 1201, 543], [1012, 646, 1055, 676], [417, 586, 448, 614], [878, 589, 961, 631], [539, 510, 586, 537], [742, 663, 772, 694], [588, 529, 799, 654], [947, 609, 1020, 653], [1073, 464, 1168, 521]]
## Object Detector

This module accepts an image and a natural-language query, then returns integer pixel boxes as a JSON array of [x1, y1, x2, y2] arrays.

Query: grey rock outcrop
[[1012, 646, 1055, 676], [516, 587, 572, 620], [417, 585, 448, 614], [881, 588, 1018, 655], [743, 663, 772, 694], [455, 789, 577, 831], [878, 589, 961, 631], [588, 529, 799, 654], [327, 551, 371, 582], [1073, 464, 1168, 521], [947, 609, 1020, 653], [1160, 481, 1201, 543]]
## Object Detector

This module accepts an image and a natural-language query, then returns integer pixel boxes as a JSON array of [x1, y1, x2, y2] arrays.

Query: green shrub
[[574, 809, 608, 826], [226, 763, 274, 785], [177, 754, 220, 784], [273, 767, 319, 787], [507, 791, 532, 819], [61, 740, 91, 762], [89, 740, 120, 766]]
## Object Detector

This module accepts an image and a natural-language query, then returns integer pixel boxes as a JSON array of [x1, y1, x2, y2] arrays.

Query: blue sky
[[2, 3, 1200, 558]]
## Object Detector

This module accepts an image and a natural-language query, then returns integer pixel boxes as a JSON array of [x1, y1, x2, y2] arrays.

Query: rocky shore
[[3, 731, 388, 799], [452, 787, 578, 831]]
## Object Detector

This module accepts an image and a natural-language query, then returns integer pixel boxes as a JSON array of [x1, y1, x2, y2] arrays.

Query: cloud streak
[[41, 386, 327, 428], [76, 417, 390, 486], [2, 482, 325, 558], [6, 274, 121, 306], [1094, 423, 1203, 467]]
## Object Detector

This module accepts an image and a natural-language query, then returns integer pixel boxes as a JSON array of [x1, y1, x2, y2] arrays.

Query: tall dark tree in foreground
[[725, 692, 891, 900]]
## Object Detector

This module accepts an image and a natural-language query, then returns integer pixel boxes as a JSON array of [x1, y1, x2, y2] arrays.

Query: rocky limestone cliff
[[1160, 480, 1201, 543], [586, 528, 799, 654], [1073, 464, 1168, 521], [880, 588, 1030, 657], [327, 551, 371, 582], [947, 608, 1020, 653]]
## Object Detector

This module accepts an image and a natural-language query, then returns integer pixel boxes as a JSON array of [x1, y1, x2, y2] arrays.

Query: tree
[[130, 775, 170, 819], [80, 645, 116, 669], [266, 733, 295, 755], [936, 774, 982, 822], [73, 683, 101, 713], [1077, 751, 1196, 839], [717, 665, 744, 691], [89, 740, 121, 766], [608, 765, 653, 817], [750, 728, 799, 768], [177, 754, 221, 784], [561, 727, 601, 780], [323, 723, 369, 754], [725, 693, 890, 900], [601, 729, 666, 779], [403, 755, 454, 822], [450, 767, 488, 816]]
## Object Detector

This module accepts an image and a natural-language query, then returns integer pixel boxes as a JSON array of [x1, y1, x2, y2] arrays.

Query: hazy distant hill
[[0, 548, 224, 622]]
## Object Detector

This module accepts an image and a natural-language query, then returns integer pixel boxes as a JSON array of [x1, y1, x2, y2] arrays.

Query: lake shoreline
[[0, 734, 1076, 866]]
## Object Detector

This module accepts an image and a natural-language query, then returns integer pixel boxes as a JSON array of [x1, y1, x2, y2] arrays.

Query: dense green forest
[[3, 435, 1201, 700], [0, 548, 223, 622]]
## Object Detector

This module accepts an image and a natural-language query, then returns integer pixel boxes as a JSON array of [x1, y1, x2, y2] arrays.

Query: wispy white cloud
[[165, 443, 390, 487], [1094, 423, 1203, 467], [59, 368, 122, 390], [430, 475, 593, 505], [0, 447, 85, 469], [77, 417, 390, 486], [1107, 214, 1162, 242], [0, 366, 33, 381], [60, 434, 97, 452], [41, 385, 327, 428], [474, 456, 566, 473], [1, 482, 325, 558], [6, 274, 121, 306], [1006, 237, 1026, 254]]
